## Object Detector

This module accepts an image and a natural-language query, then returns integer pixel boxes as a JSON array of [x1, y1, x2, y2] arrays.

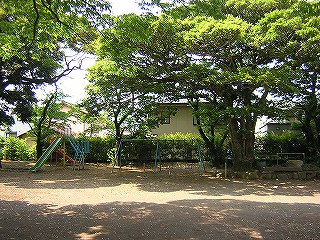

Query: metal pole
[[225, 159, 227, 178], [63, 139, 66, 167], [154, 140, 160, 174], [198, 143, 204, 174]]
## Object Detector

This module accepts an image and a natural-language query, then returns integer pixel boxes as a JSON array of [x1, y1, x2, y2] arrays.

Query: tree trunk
[[229, 116, 256, 171], [302, 111, 320, 161], [36, 136, 44, 159], [197, 123, 216, 166], [190, 99, 221, 167], [35, 94, 56, 159], [300, 90, 320, 162], [314, 114, 320, 163]]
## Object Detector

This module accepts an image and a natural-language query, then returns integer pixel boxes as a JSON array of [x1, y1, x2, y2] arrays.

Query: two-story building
[[151, 103, 198, 136]]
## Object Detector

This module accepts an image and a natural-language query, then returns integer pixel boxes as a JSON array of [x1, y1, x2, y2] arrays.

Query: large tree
[[137, 0, 315, 170], [83, 58, 173, 140], [87, 0, 317, 170], [88, 11, 231, 166], [255, 0, 320, 161], [29, 89, 70, 158], [183, 9, 298, 170], [0, 0, 110, 125]]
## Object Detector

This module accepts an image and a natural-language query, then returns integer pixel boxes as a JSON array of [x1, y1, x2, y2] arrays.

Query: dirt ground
[[0, 160, 320, 240]]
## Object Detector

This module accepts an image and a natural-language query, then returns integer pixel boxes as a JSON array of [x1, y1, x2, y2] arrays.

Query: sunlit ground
[[1, 160, 319, 239]]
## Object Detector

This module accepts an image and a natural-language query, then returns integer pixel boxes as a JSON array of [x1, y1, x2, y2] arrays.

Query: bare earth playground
[[1, 161, 319, 240]]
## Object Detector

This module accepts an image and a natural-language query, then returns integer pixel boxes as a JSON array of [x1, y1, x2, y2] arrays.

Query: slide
[[55, 149, 74, 164], [30, 137, 63, 172]]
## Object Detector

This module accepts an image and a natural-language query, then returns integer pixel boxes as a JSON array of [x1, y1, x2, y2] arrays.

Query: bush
[[3, 137, 35, 161], [29, 145, 37, 161], [120, 139, 156, 165], [117, 133, 207, 165], [79, 133, 224, 166], [157, 133, 202, 162], [255, 131, 307, 156], [82, 136, 116, 164]]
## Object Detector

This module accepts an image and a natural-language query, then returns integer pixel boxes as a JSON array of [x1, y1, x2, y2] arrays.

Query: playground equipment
[[112, 139, 206, 174], [54, 148, 74, 164], [30, 137, 63, 172], [31, 135, 90, 172]]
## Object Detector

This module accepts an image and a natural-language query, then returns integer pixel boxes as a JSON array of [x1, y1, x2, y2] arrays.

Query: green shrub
[[157, 132, 201, 142], [157, 133, 201, 162], [3, 137, 34, 161], [120, 139, 156, 165], [80, 133, 226, 166], [255, 131, 307, 156], [82, 136, 116, 163], [29, 145, 37, 161], [117, 133, 206, 165]]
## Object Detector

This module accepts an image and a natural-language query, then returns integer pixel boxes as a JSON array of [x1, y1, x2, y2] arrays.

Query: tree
[[255, 0, 320, 161], [87, 0, 316, 170], [83, 58, 173, 140], [185, 13, 299, 169], [0, 0, 111, 125], [137, 0, 306, 170], [28, 89, 70, 159], [89, 11, 230, 166], [77, 113, 114, 138]]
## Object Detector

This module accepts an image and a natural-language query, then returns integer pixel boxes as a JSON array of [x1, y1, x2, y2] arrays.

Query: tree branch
[[31, 0, 40, 46]]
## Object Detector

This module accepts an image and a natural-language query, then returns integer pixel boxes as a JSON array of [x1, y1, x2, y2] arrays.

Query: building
[[60, 103, 90, 136], [255, 116, 296, 136], [152, 104, 298, 137], [0, 102, 90, 146], [151, 103, 198, 136]]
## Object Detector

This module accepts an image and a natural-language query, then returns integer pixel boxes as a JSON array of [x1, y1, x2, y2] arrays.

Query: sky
[[51, 0, 143, 104]]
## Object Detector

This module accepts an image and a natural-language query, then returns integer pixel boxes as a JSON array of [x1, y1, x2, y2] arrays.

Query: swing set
[[112, 139, 207, 174]]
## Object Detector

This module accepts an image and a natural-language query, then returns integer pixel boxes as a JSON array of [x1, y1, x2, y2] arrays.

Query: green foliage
[[157, 132, 201, 141], [0, 0, 111, 125], [255, 132, 307, 156], [84, 47, 173, 139], [225, 0, 297, 23], [120, 140, 156, 165], [2, 137, 35, 161], [84, 136, 116, 163], [157, 133, 203, 162], [78, 114, 114, 138], [118, 133, 214, 166], [85, 0, 319, 171], [29, 91, 70, 158], [254, 0, 320, 159], [166, 0, 226, 19]]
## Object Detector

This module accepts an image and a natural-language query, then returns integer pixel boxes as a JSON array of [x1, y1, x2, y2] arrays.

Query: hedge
[[82, 136, 117, 164], [2, 137, 36, 161]]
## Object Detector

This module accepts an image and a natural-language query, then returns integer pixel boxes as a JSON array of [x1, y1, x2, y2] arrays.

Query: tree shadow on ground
[[0, 199, 319, 240]]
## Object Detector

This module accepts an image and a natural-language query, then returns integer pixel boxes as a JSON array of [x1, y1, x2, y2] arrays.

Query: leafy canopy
[[0, 0, 111, 125]]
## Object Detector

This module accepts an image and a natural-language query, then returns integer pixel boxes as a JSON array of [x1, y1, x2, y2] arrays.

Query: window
[[160, 112, 170, 124], [193, 117, 199, 125], [163, 117, 170, 124]]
